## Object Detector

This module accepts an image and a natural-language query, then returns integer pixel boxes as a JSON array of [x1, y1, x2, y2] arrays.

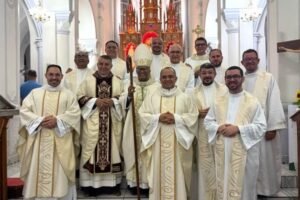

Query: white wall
[[205, 0, 218, 48], [277, 0, 300, 104]]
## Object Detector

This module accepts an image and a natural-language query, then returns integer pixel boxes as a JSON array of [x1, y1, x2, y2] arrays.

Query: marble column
[[56, 11, 71, 72]]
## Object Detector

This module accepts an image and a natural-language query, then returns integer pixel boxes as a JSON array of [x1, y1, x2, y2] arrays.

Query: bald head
[[168, 44, 182, 64], [160, 67, 177, 89]]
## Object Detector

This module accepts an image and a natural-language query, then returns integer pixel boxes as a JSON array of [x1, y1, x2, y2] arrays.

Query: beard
[[202, 79, 214, 86], [212, 62, 222, 68]]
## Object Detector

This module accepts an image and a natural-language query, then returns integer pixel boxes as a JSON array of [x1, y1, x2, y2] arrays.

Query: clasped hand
[[159, 112, 175, 124], [217, 124, 239, 137], [96, 98, 113, 108], [41, 115, 57, 129]]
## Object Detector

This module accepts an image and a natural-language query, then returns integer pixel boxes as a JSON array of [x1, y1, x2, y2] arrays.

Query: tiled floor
[[76, 189, 148, 200], [7, 162, 298, 199]]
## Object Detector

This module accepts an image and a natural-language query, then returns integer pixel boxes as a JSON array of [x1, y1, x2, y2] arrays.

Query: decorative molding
[[226, 27, 238, 34], [253, 32, 262, 38], [35, 37, 43, 48], [253, 32, 263, 44], [222, 8, 240, 32]]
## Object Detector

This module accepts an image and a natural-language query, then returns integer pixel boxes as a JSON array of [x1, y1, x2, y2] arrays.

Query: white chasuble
[[192, 82, 227, 200], [111, 57, 127, 80], [184, 54, 209, 73], [64, 68, 94, 93], [244, 70, 286, 195], [171, 62, 194, 94], [160, 96, 177, 199], [204, 91, 266, 200], [151, 53, 170, 81], [18, 87, 81, 199], [121, 80, 159, 189], [139, 88, 198, 200]]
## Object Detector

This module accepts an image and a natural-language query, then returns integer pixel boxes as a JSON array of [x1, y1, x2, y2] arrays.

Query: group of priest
[[17, 37, 286, 200]]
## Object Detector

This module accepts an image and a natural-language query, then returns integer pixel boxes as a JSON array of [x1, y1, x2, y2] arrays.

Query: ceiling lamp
[[29, 1, 51, 23], [240, 0, 262, 22]]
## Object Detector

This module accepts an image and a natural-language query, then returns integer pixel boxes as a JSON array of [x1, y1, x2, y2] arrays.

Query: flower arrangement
[[295, 90, 300, 107]]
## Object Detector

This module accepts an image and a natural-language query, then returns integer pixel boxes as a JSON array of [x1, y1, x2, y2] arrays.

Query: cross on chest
[[99, 137, 106, 146], [100, 112, 108, 120]]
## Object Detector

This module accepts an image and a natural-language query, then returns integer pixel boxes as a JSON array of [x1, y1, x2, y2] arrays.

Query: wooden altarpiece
[[119, 0, 183, 59]]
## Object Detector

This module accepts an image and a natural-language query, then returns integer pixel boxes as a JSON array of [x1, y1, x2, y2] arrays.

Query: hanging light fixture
[[29, 0, 51, 23], [240, 0, 262, 22]]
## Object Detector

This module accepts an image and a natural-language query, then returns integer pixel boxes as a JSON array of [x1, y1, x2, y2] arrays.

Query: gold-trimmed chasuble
[[84, 79, 117, 173], [159, 96, 176, 200], [214, 94, 253, 199], [36, 91, 61, 197]]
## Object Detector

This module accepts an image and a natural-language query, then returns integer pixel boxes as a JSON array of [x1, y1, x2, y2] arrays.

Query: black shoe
[[128, 186, 137, 195], [141, 188, 149, 197]]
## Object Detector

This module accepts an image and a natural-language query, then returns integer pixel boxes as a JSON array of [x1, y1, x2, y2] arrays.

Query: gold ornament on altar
[[192, 25, 204, 37]]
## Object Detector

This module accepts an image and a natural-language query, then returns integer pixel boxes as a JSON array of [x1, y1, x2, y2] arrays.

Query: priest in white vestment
[[209, 49, 226, 83], [192, 63, 227, 200], [150, 37, 171, 81], [64, 51, 94, 174], [64, 51, 94, 93], [120, 43, 159, 195], [77, 55, 124, 196], [139, 67, 198, 200], [184, 37, 209, 77], [17, 64, 81, 199], [241, 49, 286, 196], [168, 44, 195, 94], [195, 49, 227, 86], [105, 40, 129, 83], [204, 66, 266, 200]]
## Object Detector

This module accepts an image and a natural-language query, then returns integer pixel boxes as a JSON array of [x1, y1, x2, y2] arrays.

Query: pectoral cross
[[99, 137, 106, 146], [100, 112, 108, 120], [192, 25, 204, 37]]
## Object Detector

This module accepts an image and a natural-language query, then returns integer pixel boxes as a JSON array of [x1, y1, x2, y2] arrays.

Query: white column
[[0, 0, 21, 164], [56, 11, 70, 72], [35, 38, 44, 83], [222, 8, 240, 67], [226, 27, 240, 66], [42, 12, 57, 75], [239, 20, 254, 53]]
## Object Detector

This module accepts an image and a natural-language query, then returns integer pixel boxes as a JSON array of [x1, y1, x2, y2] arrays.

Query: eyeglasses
[[242, 57, 258, 62], [225, 75, 242, 80]]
